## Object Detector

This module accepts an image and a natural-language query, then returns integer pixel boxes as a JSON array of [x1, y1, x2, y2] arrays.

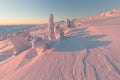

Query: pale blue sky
[[0, 0, 120, 25]]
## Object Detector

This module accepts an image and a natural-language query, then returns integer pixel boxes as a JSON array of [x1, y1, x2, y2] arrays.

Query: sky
[[0, 0, 120, 25]]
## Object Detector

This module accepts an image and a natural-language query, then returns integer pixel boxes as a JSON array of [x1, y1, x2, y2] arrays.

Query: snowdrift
[[0, 9, 120, 80]]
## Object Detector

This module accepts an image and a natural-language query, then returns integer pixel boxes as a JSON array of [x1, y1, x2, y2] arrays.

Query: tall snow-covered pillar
[[54, 24, 61, 39], [48, 14, 55, 40]]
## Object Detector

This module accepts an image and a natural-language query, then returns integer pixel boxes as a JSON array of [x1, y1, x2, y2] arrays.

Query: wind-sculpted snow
[[0, 11, 120, 80], [0, 26, 115, 80]]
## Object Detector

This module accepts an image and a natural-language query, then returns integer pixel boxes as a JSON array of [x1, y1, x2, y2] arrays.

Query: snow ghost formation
[[48, 14, 55, 40], [54, 24, 61, 39], [31, 37, 43, 49], [66, 19, 71, 28], [9, 35, 32, 55]]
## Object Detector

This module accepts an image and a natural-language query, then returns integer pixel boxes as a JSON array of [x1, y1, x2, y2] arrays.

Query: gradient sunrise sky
[[0, 0, 120, 25]]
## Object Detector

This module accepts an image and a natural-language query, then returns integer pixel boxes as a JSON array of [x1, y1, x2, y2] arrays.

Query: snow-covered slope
[[0, 9, 120, 80], [74, 9, 120, 27]]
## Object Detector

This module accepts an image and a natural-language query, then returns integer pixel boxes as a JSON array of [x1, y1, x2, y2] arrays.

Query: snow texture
[[0, 9, 120, 80]]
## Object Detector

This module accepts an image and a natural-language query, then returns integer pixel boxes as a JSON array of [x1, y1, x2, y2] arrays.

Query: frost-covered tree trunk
[[48, 14, 55, 40]]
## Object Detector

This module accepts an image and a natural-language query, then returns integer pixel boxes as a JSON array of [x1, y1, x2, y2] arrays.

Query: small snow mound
[[87, 27, 98, 33]]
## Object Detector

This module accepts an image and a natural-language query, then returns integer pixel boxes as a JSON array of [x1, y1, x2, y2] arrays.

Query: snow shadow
[[67, 27, 88, 36], [0, 49, 14, 62], [54, 28, 111, 52], [67, 27, 88, 34], [25, 49, 38, 59]]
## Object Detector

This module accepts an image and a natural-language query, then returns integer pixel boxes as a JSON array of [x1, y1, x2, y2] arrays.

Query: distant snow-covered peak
[[100, 8, 120, 17], [112, 8, 120, 13]]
